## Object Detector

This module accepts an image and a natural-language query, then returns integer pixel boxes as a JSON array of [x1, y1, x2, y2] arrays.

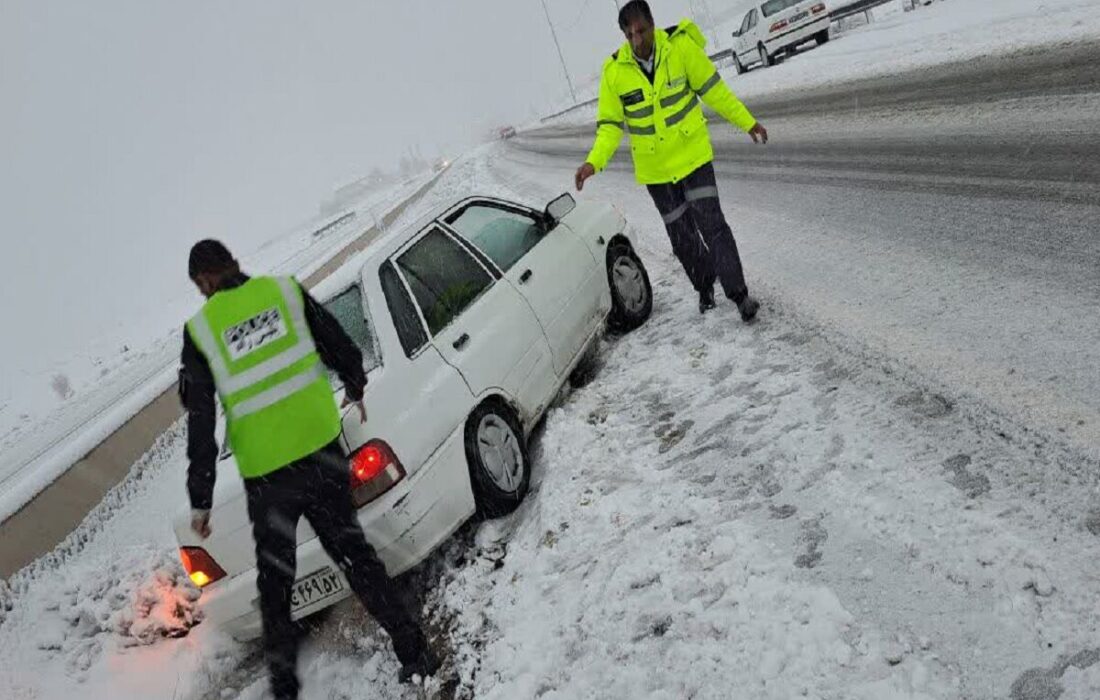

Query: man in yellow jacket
[[575, 0, 767, 320]]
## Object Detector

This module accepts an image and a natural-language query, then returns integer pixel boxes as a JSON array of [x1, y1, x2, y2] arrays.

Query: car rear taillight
[[349, 440, 406, 507], [179, 546, 227, 588], [812, 2, 827, 13], [770, 19, 788, 33]]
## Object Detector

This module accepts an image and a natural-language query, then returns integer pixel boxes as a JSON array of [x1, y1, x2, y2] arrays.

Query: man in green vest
[[575, 0, 767, 321], [179, 240, 439, 699]]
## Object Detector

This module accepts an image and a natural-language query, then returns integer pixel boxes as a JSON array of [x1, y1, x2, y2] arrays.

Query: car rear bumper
[[197, 425, 475, 640], [765, 15, 830, 49]]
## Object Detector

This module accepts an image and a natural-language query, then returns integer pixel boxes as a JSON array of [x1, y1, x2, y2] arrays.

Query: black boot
[[698, 287, 716, 314], [399, 649, 442, 684], [737, 295, 759, 323]]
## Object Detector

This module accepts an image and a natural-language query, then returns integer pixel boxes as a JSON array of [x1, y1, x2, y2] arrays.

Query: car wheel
[[568, 340, 600, 388], [606, 241, 653, 334], [464, 400, 530, 519], [732, 53, 744, 75], [758, 44, 775, 67], [816, 29, 830, 45]]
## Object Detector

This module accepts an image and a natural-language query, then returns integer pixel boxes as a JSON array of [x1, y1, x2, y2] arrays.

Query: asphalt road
[[509, 40, 1100, 460]]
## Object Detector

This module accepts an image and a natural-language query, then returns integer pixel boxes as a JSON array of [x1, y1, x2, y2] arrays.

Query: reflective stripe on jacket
[[586, 19, 757, 185], [186, 276, 341, 478]]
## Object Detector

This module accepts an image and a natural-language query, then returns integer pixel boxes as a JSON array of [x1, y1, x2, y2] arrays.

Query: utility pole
[[538, 0, 577, 103]]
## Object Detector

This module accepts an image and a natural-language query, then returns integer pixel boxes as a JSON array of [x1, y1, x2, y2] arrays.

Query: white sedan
[[731, 0, 832, 72], [173, 193, 653, 639]]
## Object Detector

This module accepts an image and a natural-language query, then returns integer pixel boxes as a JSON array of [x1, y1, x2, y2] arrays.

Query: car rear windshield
[[322, 284, 382, 379], [762, 0, 804, 18]]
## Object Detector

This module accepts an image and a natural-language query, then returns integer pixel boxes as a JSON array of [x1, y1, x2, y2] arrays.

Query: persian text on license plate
[[290, 568, 345, 612], [790, 10, 809, 22]]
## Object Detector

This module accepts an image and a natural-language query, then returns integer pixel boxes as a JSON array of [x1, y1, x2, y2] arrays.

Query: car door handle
[[452, 333, 470, 350], [519, 269, 533, 284]]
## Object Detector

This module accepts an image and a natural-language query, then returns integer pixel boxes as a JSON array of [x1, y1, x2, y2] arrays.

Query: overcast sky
[[0, 0, 713, 400]]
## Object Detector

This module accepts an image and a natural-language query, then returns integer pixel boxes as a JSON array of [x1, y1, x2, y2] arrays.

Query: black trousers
[[646, 161, 749, 303], [244, 441, 426, 700]]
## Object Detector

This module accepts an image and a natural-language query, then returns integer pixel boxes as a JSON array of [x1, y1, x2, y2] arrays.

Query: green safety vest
[[186, 276, 341, 479], [586, 19, 758, 185]]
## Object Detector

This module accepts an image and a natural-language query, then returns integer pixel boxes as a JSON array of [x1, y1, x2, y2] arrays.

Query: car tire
[[732, 53, 745, 75], [758, 44, 775, 67], [606, 241, 653, 334], [816, 29, 830, 45], [464, 400, 530, 519], [568, 340, 600, 388]]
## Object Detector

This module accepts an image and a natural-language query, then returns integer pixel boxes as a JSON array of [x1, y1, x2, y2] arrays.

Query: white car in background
[[731, 0, 832, 73], [174, 193, 653, 639]]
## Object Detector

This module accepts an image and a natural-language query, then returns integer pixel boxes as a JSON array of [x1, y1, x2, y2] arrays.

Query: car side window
[[749, 9, 758, 30], [740, 11, 753, 34], [447, 204, 545, 272], [380, 261, 428, 358], [396, 227, 493, 336]]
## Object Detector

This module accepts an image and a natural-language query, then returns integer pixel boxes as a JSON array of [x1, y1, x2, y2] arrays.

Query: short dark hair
[[188, 239, 237, 279], [618, 0, 653, 30]]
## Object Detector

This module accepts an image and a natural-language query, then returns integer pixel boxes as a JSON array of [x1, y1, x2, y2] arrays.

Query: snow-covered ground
[[0, 172, 436, 523], [3, 1, 1099, 698], [3, 137, 1098, 699], [539, 0, 1100, 127]]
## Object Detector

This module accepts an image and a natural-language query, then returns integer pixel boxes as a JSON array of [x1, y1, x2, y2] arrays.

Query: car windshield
[[761, 0, 804, 17], [322, 284, 382, 383]]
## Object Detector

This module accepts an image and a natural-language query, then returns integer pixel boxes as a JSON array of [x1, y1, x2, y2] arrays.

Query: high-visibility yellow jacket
[[186, 276, 341, 478], [585, 19, 757, 185]]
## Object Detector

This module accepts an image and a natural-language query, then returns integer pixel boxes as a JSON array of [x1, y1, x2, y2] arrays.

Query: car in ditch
[[173, 192, 653, 639]]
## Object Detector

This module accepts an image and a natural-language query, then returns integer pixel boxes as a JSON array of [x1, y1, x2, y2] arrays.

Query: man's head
[[188, 239, 240, 298], [618, 0, 655, 60]]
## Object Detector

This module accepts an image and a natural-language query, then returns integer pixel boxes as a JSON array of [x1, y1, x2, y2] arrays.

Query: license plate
[[290, 568, 345, 612], [790, 10, 809, 22]]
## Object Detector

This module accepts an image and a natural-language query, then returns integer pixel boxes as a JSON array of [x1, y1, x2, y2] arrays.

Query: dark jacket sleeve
[[300, 281, 367, 401], [180, 328, 218, 511]]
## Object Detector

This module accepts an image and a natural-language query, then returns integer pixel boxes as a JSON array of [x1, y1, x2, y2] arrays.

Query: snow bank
[[415, 144, 1100, 699], [4, 131, 1100, 700], [0, 427, 248, 700]]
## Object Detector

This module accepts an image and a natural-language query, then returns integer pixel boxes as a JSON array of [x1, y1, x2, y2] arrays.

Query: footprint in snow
[[942, 454, 992, 498]]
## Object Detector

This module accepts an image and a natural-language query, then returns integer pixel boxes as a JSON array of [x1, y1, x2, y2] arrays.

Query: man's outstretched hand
[[749, 122, 769, 144], [341, 394, 368, 424], [575, 162, 596, 191]]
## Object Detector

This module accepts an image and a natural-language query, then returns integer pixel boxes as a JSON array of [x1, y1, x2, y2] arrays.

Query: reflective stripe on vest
[[230, 363, 326, 420], [186, 276, 341, 477], [619, 75, 702, 143], [189, 277, 312, 398]]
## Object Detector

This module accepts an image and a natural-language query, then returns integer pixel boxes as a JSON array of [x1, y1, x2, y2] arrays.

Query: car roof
[[308, 195, 540, 302]]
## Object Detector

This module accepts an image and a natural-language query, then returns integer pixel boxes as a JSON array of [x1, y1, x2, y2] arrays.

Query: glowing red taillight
[[179, 546, 227, 588], [770, 19, 788, 33], [812, 2, 827, 13], [349, 440, 405, 507]]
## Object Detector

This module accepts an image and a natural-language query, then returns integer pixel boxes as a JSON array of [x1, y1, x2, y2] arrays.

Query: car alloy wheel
[[477, 413, 523, 493], [464, 400, 531, 518], [611, 256, 647, 316]]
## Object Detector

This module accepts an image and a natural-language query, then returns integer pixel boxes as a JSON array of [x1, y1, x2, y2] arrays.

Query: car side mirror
[[732, 30, 741, 37], [545, 193, 576, 225]]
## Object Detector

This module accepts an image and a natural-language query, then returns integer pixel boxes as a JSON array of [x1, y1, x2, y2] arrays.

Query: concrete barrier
[[0, 171, 443, 579]]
